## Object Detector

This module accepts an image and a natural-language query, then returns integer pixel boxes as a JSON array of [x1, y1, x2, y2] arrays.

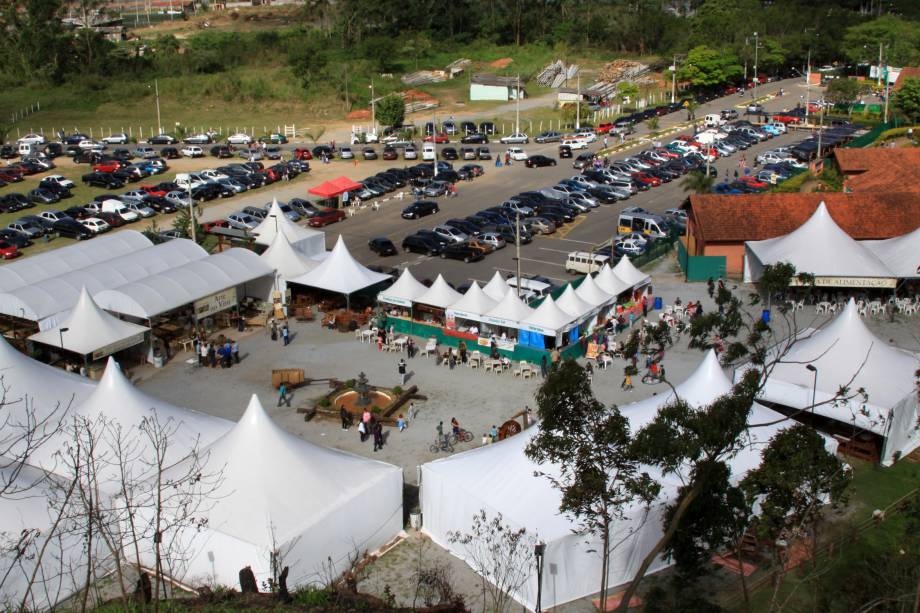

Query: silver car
[[567, 191, 599, 208], [125, 202, 156, 218], [479, 232, 506, 250], [433, 224, 468, 244], [525, 216, 556, 235], [227, 212, 260, 230], [165, 190, 191, 209], [217, 177, 247, 193]]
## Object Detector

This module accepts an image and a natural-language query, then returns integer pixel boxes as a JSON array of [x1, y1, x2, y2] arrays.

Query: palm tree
[[681, 170, 715, 194]]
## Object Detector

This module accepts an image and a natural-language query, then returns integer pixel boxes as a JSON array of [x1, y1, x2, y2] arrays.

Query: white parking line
[[552, 237, 595, 244], [538, 247, 574, 254], [515, 257, 566, 268]]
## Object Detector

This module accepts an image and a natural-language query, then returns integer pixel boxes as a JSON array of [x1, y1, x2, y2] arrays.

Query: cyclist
[[450, 417, 461, 438]]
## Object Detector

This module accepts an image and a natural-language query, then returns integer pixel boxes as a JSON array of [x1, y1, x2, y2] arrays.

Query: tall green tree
[[894, 78, 920, 123], [526, 360, 659, 613], [678, 45, 742, 90], [681, 171, 715, 194], [841, 16, 920, 67], [376, 94, 405, 128]]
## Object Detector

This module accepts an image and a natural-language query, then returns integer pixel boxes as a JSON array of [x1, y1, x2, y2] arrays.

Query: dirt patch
[[489, 58, 514, 69]]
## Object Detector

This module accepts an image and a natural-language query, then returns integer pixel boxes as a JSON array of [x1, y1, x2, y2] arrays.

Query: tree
[[681, 171, 715, 194], [825, 78, 863, 107], [376, 94, 405, 128], [841, 16, 920, 67], [448, 510, 535, 613], [526, 360, 659, 612], [617, 81, 639, 105], [678, 45, 742, 90], [359, 36, 398, 73], [894, 77, 920, 123]]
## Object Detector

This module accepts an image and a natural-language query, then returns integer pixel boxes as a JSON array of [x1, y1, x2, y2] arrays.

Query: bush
[[292, 587, 333, 607], [344, 378, 355, 388], [317, 397, 331, 408], [392, 385, 404, 395], [371, 406, 382, 414]]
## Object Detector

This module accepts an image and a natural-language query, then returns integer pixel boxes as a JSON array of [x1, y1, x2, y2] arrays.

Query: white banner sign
[[92, 331, 146, 361], [790, 276, 897, 289], [195, 287, 238, 318]]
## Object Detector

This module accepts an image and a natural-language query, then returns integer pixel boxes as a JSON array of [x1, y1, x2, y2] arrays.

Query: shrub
[[371, 406, 382, 414], [344, 378, 355, 388], [392, 385, 404, 396], [317, 397, 331, 408], [292, 587, 332, 607]]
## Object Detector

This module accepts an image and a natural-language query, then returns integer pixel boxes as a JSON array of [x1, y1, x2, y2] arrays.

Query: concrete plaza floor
[[133, 256, 920, 609]]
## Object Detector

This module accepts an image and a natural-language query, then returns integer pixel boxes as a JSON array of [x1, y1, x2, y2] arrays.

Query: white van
[[565, 251, 611, 274], [422, 143, 436, 161], [17, 142, 35, 157], [102, 199, 140, 222], [703, 113, 725, 128], [505, 276, 553, 304]]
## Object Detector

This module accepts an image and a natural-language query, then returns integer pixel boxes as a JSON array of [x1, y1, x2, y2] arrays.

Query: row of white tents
[[378, 258, 650, 345], [2, 289, 917, 609], [745, 202, 920, 286]]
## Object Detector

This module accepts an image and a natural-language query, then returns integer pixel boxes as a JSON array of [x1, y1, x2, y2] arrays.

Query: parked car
[[0, 228, 32, 248], [477, 147, 492, 160], [227, 133, 253, 145], [535, 131, 563, 143], [362, 147, 378, 160], [81, 217, 111, 234], [161, 147, 181, 159], [28, 188, 60, 204], [181, 146, 205, 158], [52, 218, 93, 240], [368, 237, 397, 256], [525, 155, 557, 168], [499, 133, 529, 145], [7, 218, 44, 238], [401, 232, 442, 255], [402, 200, 440, 219], [439, 242, 484, 263], [307, 208, 346, 227], [210, 145, 233, 158], [433, 224, 468, 244], [147, 134, 177, 145], [460, 133, 488, 144], [227, 212, 260, 230], [82, 172, 124, 189]]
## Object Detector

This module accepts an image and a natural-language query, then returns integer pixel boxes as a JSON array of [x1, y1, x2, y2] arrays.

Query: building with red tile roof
[[833, 148, 920, 192], [893, 67, 920, 92]]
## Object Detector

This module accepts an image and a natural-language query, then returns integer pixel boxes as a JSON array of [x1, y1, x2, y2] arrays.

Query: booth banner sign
[[496, 338, 515, 351], [521, 323, 562, 336], [378, 294, 413, 307], [446, 308, 481, 323], [92, 332, 146, 361], [791, 276, 897, 289], [195, 287, 238, 317], [445, 310, 456, 330], [481, 315, 521, 329], [477, 337, 491, 348]]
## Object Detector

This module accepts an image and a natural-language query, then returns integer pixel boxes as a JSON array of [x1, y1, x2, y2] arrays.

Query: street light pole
[[534, 542, 546, 613], [188, 182, 196, 244], [154, 78, 162, 135], [806, 364, 818, 412], [515, 73, 521, 134], [576, 73, 581, 130], [59, 327, 69, 349], [670, 55, 677, 104], [804, 48, 812, 124], [515, 210, 522, 297], [432, 108, 438, 178], [369, 79, 376, 136], [752, 32, 759, 101], [877, 42, 883, 88]]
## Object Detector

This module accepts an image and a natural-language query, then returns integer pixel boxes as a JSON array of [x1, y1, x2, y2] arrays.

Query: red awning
[[308, 176, 363, 198]]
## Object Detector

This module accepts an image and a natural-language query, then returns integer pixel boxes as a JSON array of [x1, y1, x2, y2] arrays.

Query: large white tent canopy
[[744, 203, 896, 286], [29, 287, 149, 357], [94, 249, 273, 319], [289, 236, 391, 297], [862, 226, 920, 279], [523, 296, 575, 336], [157, 395, 402, 588], [0, 239, 207, 327], [555, 284, 594, 321], [378, 268, 429, 307], [416, 274, 463, 309], [422, 353, 805, 610], [0, 231, 151, 294], [253, 199, 326, 257], [574, 274, 613, 307], [259, 231, 320, 303], [482, 288, 534, 329], [594, 264, 633, 296], [447, 283, 497, 322], [740, 298, 920, 465], [612, 256, 651, 289], [482, 271, 511, 302]]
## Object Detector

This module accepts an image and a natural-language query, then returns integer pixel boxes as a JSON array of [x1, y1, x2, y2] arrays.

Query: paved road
[[201, 78, 811, 287]]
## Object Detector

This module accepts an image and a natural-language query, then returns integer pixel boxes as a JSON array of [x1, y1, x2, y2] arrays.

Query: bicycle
[[429, 436, 454, 453], [449, 428, 474, 444]]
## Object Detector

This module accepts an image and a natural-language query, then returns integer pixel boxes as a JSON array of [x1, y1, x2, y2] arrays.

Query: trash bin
[[153, 355, 165, 368], [409, 512, 421, 530], [653, 297, 663, 310], [761, 309, 771, 324]]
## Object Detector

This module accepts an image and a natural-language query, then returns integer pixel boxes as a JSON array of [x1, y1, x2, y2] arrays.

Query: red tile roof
[[833, 148, 920, 192], [893, 67, 920, 92], [686, 193, 920, 243]]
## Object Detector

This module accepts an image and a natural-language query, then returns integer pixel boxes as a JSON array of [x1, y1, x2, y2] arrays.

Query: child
[[397, 414, 406, 432]]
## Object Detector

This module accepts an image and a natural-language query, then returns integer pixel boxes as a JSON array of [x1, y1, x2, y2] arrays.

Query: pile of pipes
[[537, 60, 580, 88]]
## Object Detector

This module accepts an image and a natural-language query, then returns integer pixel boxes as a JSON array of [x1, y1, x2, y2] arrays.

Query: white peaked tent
[[0, 335, 95, 428], [259, 231, 320, 301], [288, 236, 391, 305], [744, 203, 896, 286], [482, 271, 511, 302], [421, 353, 800, 610], [27, 358, 232, 478], [594, 263, 633, 296], [742, 298, 920, 465], [555, 284, 595, 321], [253, 198, 326, 257], [29, 287, 149, 358], [862, 226, 920, 279], [158, 395, 402, 589], [447, 283, 497, 322], [378, 268, 428, 307], [416, 274, 462, 309], [575, 274, 613, 307], [613, 255, 651, 289], [523, 296, 575, 336], [483, 288, 534, 329]]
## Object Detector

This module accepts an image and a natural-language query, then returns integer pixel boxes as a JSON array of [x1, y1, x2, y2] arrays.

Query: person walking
[[277, 382, 288, 407], [282, 323, 290, 346], [436, 421, 444, 445], [540, 354, 548, 378], [340, 406, 350, 430], [358, 419, 367, 442], [396, 414, 406, 432], [398, 358, 407, 385], [270, 320, 278, 341], [621, 372, 633, 391], [362, 408, 371, 430], [232, 340, 240, 364], [207, 343, 216, 368], [199, 340, 207, 366], [372, 420, 384, 452]]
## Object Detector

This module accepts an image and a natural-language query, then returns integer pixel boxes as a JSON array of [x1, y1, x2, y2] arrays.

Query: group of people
[[343, 407, 386, 452], [269, 319, 291, 345], [196, 337, 239, 369]]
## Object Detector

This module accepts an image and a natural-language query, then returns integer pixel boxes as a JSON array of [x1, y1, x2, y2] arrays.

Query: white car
[[404, 146, 418, 160], [506, 147, 528, 161], [17, 133, 46, 145], [561, 138, 588, 150], [574, 131, 597, 143], [499, 133, 529, 144], [125, 202, 156, 218], [201, 169, 229, 181], [43, 175, 76, 189], [102, 132, 130, 144], [181, 146, 204, 158], [78, 139, 104, 150], [227, 133, 253, 145], [81, 217, 111, 234]]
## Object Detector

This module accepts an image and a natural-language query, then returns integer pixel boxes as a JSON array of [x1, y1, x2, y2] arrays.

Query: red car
[[93, 161, 123, 173], [0, 170, 24, 183], [141, 184, 169, 197], [771, 114, 802, 125], [203, 220, 230, 233], [7, 163, 39, 176], [596, 123, 614, 134], [423, 132, 450, 144], [307, 208, 346, 227], [736, 176, 768, 189], [0, 241, 21, 259], [97, 212, 127, 228], [293, 148, 313, 160], [633, 172, 661, 187]]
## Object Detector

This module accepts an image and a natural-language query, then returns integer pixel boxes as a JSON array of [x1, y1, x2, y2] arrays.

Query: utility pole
[[515, 73, 521, 134], [515, 210, 522, 299], [576, 73, 581, 130], [877, 42, 883, 87], [344, 66, 350, 110], [883, 68, 891, 124], [432, 109, 438, 178], [369, 78, 376, 136], [670, 55, 677, 104], [816, 105, 825, 159], [804, 48, 811, 124], [188, 184, 196, 244], [154, 79, 162, 135], [752, 32, 759, 101]]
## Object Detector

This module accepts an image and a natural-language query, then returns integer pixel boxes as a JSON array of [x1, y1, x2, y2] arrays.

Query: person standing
[[199, 340, 207, 366], [436, 421, 444, 445], [277, 382, 287, 407], [490, 424, 498, 441], [396, 414, 406, 432], [540, 354, 548, 378], [282, 323, 290, 346], [362, 408, 371, 430], [340, 406, 350, 430], [232, 340, 240, 364], [207, 343, 216, 368], [270, 319, 278, 341], [621, 372, 633, 391], [358, 419, 367, 442], [372, 420, 384, 452], [398, 358, 407, 385]]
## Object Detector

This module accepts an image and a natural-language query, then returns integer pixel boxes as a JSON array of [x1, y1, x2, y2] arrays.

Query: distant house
[[556, 87, 584, 106], [470, 74, 525, 101], [833, 148, 920, 192]]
